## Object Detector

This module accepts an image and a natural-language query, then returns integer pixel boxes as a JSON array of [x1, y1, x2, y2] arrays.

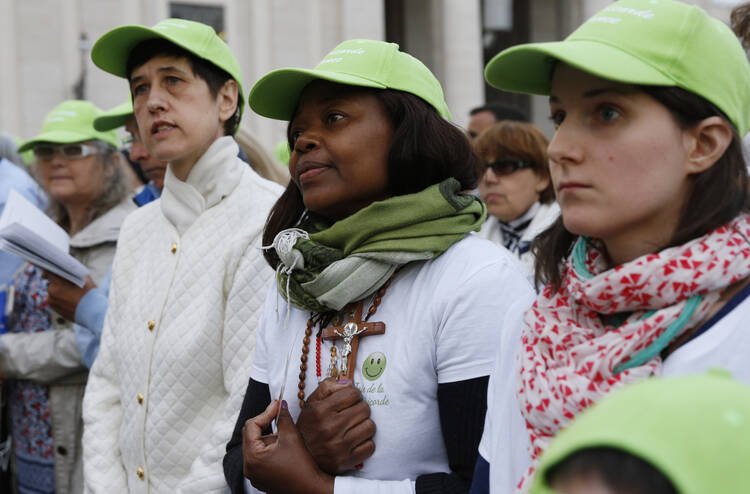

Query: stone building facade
[[0, 0, 742, 149]]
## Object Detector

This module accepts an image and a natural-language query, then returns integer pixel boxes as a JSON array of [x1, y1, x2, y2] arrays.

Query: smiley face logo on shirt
[[362, 352, 386, 381]]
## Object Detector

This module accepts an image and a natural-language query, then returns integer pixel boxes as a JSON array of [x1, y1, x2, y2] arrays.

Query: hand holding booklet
[[0, 189, 89, 287]]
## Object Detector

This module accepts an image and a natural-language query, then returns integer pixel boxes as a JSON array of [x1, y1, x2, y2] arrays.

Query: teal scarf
[[273, 178, 486, 312]]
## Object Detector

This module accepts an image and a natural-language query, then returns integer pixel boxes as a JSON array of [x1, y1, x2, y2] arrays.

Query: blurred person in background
[[234, 126, 289, 186], [0, 133, 47, 288], [467, 102, 528, 140], [94, 99, 167, 205], [0, 132, 47, 489], [272, 139, 291, 166], [473, 121, 558, 276], [731, 2, 750, 51], [1, 100, 135, 494]]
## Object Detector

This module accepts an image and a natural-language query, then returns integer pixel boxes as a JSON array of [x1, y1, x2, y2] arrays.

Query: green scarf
[[273, 178, 486, 313]]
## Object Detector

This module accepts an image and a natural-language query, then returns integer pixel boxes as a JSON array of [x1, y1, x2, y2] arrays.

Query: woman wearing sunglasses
[[474, 121, 558, 276], [1, 100, 135, 494]]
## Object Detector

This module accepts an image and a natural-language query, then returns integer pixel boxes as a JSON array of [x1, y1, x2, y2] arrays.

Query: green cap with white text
[[90, 18, 244, 119], [249, 39, 451, 121], [485, 0, 750, 134], [18, 100, 120, 152], [530, 372, 750, 494], [93, 99, 133, 131]]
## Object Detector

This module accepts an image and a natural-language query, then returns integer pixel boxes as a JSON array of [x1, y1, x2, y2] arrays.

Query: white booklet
[[0, 189, 88, 287]]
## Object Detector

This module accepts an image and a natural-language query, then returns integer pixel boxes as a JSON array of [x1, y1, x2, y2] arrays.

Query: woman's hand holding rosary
[[242, 400, 335, 494], [297, 377, 376, 474], [242, 379, 376, 493]]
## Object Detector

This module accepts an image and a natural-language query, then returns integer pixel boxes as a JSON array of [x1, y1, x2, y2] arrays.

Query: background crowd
[[0, 1, 749, 494]]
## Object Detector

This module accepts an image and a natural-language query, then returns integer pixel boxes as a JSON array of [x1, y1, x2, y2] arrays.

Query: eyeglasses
[[485, 158, 534, 176], [121, 136, 134, 151], [122, 130, 143, 150], [33, 143, 101, 161]]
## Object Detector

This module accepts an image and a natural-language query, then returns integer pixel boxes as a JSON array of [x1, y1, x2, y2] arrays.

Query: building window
[[169, 3, 226, 40], [481, 0, 530, 116]]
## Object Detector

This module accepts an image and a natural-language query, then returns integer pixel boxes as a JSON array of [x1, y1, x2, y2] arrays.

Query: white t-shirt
[[479, 286, 750, 494], [250, 235, 535, 494]]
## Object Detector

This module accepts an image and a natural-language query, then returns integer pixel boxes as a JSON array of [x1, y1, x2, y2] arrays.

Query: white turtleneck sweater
[[82, 136, 284, 494]]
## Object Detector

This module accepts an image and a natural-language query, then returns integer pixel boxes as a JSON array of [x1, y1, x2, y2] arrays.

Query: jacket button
[[137, 393, 144, 405], [57, 446, 67, 456], [136, 466, 145, 480], [170, 242, 177, 254], [147, 320, 155, 331]]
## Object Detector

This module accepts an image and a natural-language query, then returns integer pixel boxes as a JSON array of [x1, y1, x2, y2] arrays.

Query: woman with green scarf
[[222, 39, 534, 494]]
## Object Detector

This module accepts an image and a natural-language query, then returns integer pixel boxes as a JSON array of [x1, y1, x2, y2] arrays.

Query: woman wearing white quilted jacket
[[81, 19, 282, 494]]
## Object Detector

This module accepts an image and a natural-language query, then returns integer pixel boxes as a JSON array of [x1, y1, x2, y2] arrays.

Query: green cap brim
[[94, 114, 128, 132], [93, 101, 133, 131], [485, 40, 674, 95], [92, 25, 174, 78], [18, 130, 107, 153], [250, 68, 387, 121]]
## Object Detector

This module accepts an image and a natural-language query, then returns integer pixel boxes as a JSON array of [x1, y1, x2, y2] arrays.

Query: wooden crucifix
[[321, 300, 385, 381]]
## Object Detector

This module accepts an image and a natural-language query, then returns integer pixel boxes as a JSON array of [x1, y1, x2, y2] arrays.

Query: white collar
[[506, 201, 541, 229], [160, 136, 243, 236]]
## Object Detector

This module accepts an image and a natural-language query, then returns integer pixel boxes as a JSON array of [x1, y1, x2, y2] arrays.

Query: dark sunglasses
[[33, 143, 101, 161], [485, 158, 534, 176]]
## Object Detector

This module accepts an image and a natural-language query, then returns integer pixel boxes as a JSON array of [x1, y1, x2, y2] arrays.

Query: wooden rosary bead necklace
[[297, 271, 397, 409]]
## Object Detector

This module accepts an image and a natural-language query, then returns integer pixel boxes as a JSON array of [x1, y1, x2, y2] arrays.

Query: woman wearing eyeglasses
[[473, 121, 559, 276], [0, 100, 135, 494]]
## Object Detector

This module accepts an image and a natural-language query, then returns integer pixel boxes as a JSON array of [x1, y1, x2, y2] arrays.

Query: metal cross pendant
[[321, 301, 385, 380]]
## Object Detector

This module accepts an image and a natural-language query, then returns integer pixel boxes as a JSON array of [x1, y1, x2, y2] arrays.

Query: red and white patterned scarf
[[516, 213, 750, 489]]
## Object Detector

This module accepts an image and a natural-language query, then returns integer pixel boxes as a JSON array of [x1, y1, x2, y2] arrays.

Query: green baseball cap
[[13, 135, 33, 165], [249, 39, 451, 121], [530, 371, 750, 494], [90, 18, 244, 119], [18, 100, 120, 152], [485, 0, 750, 134], [93, 99, 133, 131], [273, 140, 291, 166]]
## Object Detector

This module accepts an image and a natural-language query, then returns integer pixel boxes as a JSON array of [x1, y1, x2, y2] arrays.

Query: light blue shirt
[[74, 270, 111, 368]]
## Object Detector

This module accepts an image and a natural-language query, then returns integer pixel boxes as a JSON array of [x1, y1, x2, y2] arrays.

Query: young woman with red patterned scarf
[[471, 1, 750, 492]]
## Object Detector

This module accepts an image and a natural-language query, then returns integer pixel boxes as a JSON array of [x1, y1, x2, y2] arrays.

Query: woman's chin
[[490, 208, 524, 223], [561, 214, 605, 239]]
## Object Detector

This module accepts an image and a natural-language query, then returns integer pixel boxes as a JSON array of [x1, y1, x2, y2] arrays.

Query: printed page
[[0, 190, 88, 286]]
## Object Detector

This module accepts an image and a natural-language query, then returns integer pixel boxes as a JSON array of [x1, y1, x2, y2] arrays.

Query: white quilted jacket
[[82, 137, 283, 493]]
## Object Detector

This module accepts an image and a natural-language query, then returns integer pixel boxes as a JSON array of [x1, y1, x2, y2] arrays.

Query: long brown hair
[[732, 2, 750, 51], [533, 86, 749, 289]]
